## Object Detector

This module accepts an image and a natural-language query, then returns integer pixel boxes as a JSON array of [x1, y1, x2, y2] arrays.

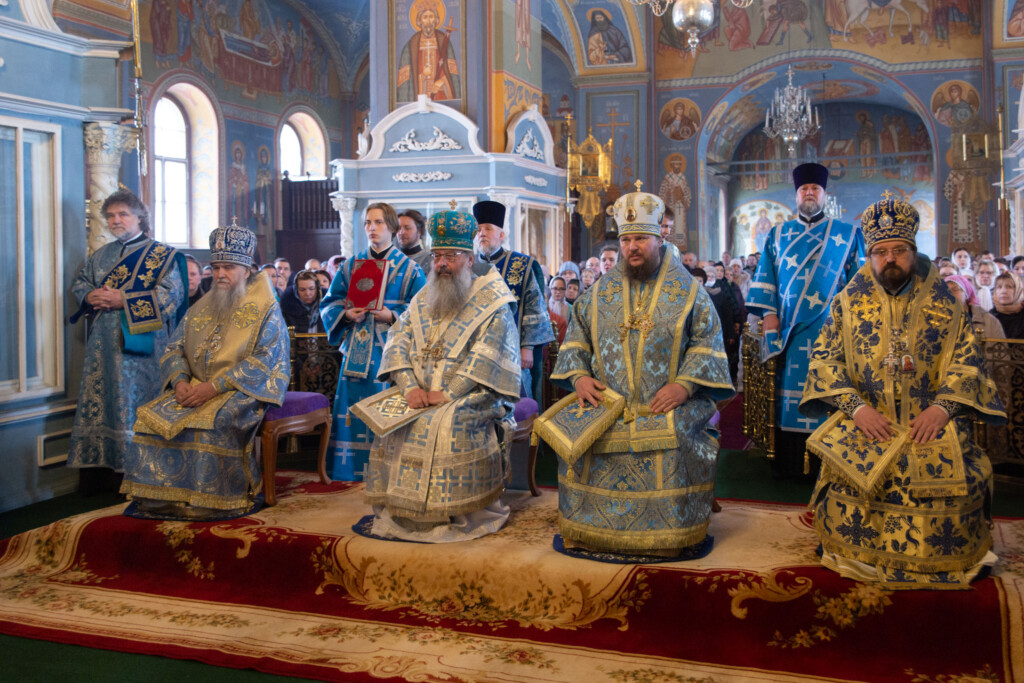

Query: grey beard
[[800, 198, 822, 217], [426, 266, 472, 319], [204, 276, 249, 321]]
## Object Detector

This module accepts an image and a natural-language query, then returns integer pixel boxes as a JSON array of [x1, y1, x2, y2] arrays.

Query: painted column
[[330, 194, 358, 258], [83, 122, 139, 256]]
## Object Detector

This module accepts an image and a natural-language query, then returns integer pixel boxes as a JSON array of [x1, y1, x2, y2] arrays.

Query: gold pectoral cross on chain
[[620, 313, 655, 342], [419, 341, 446, 367]]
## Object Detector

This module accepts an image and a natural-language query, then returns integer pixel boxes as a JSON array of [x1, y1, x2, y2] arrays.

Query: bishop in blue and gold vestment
[[474, 200, 555, 404], [364, 208, 521, 541], [122, 222, 290, 520], [68, 190, 187, 479], [747, 163, 865, 475], [550, 186, 734, 557], [320, 203, 426, 481], [801, 195, 1006, 588]]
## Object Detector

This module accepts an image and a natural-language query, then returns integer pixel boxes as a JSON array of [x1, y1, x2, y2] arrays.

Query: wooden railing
[[740, 322, 776, 459], [280, 173, 339, 232], [978, 339, 1024, 492]]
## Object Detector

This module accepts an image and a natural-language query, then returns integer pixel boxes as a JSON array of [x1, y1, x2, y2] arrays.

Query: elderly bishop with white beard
[[360, 206, 522, 541], [121, 222, 290, 520]]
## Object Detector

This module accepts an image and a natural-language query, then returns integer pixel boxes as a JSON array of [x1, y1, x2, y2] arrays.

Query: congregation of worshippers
[[69, 158, 1011, 589]]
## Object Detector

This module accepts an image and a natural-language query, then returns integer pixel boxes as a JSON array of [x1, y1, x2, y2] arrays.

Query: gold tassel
[[804, 449, 810, 475]]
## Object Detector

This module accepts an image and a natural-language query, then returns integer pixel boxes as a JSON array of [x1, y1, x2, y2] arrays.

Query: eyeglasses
[[870, 246, 912, 259], [432, 251, 466, 263]]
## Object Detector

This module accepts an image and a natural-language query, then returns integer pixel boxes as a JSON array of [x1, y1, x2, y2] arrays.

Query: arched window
[[279, 122, 303, 178], [148, 81, 219, 247], [153, 96, 190, 244], [279, 111, 327, 178]]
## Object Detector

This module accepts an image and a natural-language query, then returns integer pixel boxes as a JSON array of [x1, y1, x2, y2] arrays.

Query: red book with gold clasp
[[345, 259, 390, 310]]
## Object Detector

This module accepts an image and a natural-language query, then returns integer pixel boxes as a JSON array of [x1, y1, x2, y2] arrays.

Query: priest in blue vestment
[[549, 186, 734, 557], [122, 222, 290, 519], [473, 200, 555, 404], [68, 189, 187, 491], [746, 162, 865, 477], [321, 202, 426, 480]]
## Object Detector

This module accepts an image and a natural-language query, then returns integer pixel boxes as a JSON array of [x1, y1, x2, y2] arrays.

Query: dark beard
[[878, 262, 911, 291], [624, 256, 660, 282], [426, 265, 472, 318]]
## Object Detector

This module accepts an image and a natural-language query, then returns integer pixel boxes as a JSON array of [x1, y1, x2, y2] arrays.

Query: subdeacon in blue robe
[[746, 216, 864, 433], [320, 246, 425, 480], [68, 237, 186, 471]]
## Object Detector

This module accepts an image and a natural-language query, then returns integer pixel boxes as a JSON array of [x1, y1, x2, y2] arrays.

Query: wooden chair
[[259, 391, 332, 505]]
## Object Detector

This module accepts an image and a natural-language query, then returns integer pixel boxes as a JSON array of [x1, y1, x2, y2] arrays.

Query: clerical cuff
[[933, 399, 961, 418], [673, 378, 695, 396], [392, 369, 418, 394], [832, 393, 867, 418], [170, 373, 190, 389]]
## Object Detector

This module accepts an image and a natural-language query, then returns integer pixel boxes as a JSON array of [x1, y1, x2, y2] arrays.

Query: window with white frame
[[279, 122, 303, 178], [279, 111, 327, 179], [153, 96, 190, 245], [149, 82, 219, 247], [0, 116, 64, 402]]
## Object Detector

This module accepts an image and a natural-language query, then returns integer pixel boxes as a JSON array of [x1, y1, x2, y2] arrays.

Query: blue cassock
[[320, 246, 425, 480], [745, 216, 864, 433]]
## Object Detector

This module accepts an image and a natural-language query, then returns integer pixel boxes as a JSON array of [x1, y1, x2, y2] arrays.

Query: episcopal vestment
[[320, 245, 426, 480], [364, 268, 521, 527], [122, 272, 290, 514], [746, 214, 864, 435], [801, 254, 1006, 588], [551, 243, 734, 554], [68, 234, 187, 471]]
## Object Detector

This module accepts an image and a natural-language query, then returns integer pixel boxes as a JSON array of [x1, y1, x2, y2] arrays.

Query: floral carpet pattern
[[0, 473, 1022, 682]]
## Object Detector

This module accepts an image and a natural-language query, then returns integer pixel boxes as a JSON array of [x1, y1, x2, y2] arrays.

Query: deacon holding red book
[[320, 202, 426, 480]]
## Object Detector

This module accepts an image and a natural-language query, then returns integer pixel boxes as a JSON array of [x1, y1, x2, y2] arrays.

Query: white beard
[[203, 276, 249, 321], [426, 265, 472, 319]]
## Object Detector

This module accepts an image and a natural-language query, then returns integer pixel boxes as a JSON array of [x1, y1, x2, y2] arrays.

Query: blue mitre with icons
[[209, 218, 257, 266], [860, 191, 919, 249], [428, 200, 478, 252], [612, 180, 664, 238]]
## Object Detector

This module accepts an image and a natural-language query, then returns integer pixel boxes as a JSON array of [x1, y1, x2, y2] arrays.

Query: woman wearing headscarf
[[943, 274, 1004, 340], [547, 275, 570, 321], [992, 271, 1024, 339]]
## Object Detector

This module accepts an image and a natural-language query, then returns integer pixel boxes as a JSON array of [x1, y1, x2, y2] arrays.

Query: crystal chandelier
[[764, 65, 820, 158], [625, 0, 672, 16], [825, 191, 842, 219]]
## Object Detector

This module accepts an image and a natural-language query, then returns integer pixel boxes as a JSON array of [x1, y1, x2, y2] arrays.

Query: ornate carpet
[[1, 472, 1022, 682]]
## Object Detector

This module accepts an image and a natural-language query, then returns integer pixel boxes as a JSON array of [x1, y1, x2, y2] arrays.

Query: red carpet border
[[1, 472, 1022, 682]]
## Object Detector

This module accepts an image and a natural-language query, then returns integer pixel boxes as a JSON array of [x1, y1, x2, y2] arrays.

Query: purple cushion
[[265, 391, 329, 421], [514, 398, 539, 422], [709, 410, 721, 428]]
